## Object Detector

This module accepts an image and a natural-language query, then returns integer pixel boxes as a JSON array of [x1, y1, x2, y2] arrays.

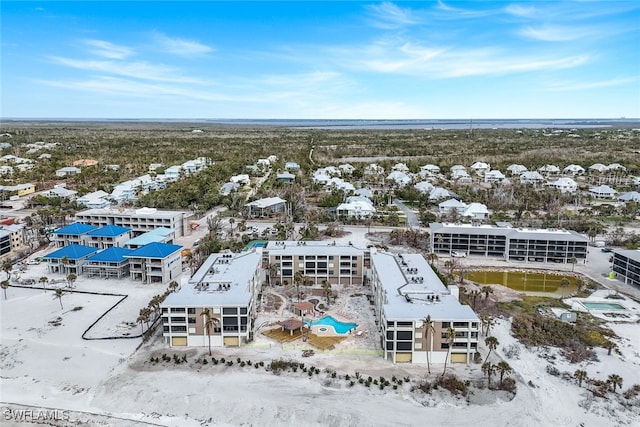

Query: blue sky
[[1, 1, 639, 119]]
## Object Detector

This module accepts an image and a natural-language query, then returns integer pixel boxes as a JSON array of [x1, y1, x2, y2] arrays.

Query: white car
[[451, 251, 467, 258], [25, 260, 40, 265]]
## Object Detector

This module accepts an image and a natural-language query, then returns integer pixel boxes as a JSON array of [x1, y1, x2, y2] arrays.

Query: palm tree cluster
[[482, 360, 513, 389]]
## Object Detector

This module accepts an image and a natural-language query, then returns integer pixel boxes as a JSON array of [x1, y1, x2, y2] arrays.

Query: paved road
[[393, 199, 420, 228]]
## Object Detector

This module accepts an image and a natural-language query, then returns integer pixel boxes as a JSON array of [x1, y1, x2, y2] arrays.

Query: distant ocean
[[3, 118, 639, 130]]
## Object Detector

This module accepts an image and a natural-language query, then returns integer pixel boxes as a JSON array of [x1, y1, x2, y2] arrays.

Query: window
[[188, 318, 196, 324], [397, 342, 412, 351], [187, 308, 196, 314], [163, 326, 169, 332], [397, 331, 413, 340], [170, 317, 186, 323], [170, 308, 185, 313], [442, 321, 450, 328], [298, 256, 304, 260], [240, 307, 248, 315], [223, 307, 237, 315], [171, 325, 187, 332]]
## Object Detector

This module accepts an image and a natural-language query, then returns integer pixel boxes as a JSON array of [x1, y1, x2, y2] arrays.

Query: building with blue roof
[[124, 227, 175, 249], [83, 247, 133, 278], [86, 225, 132, 249], [124, 242, 183, 284], [52, 222, 99, 248], [43, 244, 100, 274]]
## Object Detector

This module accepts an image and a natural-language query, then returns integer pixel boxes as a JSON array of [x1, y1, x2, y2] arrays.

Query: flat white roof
[[371, 251, 479, 322], [76, 207, 187, 218], [163, 251, 261, 307], [430, 223, 588, 242], [265, 240, 364, 256]]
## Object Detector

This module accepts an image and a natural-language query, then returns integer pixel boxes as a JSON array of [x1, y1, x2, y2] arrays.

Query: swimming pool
[[306, 315, 357, 335], [581, 302, 626, 310]]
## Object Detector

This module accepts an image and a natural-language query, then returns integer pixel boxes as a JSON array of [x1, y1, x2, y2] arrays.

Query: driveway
[[393, 199, 420, 228]]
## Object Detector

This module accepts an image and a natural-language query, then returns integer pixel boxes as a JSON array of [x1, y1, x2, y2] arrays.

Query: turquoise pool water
[[243, 240, 267, 251], [581, 302, 625, 310], [306, 315, 357, 335]]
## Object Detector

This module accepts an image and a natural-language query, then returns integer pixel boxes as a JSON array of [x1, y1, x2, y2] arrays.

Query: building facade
[[369, 250, 479, 364], [429, 223, 588, 263], [74, 207, 191, 237], [262, 241, 365, 287], [612, 249, 640, 288], [161, 250, 263, 347]]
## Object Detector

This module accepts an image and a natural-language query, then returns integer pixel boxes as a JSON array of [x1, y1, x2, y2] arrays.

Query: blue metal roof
[[85, 247, 133, 263], [44, 244, 99, 260], [125, 242, 182, 259], [87, 225, 131, 237], [148, 227, 174, 236], [52, 222, 98, 235]]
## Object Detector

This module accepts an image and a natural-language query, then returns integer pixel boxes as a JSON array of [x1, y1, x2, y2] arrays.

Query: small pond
[[466, 270, 578, 297]]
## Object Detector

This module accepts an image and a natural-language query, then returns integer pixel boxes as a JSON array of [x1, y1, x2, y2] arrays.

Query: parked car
[[25, 260, 40, 265], [451, 251, 467, 258], [601, 247, 613, 253]]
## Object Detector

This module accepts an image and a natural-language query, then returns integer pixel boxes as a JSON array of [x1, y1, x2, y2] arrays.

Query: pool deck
[[565, 290, 640, 322]]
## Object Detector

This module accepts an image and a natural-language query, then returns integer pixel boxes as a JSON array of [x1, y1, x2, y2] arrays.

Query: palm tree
[[66, 273, 77, 288], [482, 361, 496, 388], [60, 256, 69, 275], [427, 252, 438, 267], [201, 308, 220, 356], [168, 280, 179, 293], [2, 260, 12, 281], [570, 257, 577, 272], [575, 278, 586, 294], [608, 373, 623, 392], [480, 314, 495, 336], [422, 315, 435, 375], [442, 326, 456, 376], [39, 276, 48, 291], [559, 278, 570, 298], [54, 288, 64, 309], [470, 289, 481, 310], [496, 361, 512, 385], [574, 369, 588, 387], [484, 336, 499, 363], [481, 285, 493, 302], [321, 280, 332, 305], [294, 271, 304, 302], [1, 279, 9, 300]]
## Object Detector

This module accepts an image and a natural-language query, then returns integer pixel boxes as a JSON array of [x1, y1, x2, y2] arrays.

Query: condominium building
[[429, 223, 588, 263], [74, 207, 192, 237], [125, 242, 182, 284], [161, 250, 263, 347], [369, 250, 479, 364], [612, 249, 640, 288], [262, 240, 365, 287]]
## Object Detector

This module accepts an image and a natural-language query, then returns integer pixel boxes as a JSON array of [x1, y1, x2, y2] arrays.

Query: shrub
[[437, 374, 468, 396], [411, 380, 432, 394], [500, 377, 517, 393], [349, 381, 355, 387]]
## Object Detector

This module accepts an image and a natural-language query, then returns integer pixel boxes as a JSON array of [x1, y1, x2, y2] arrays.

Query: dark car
[[601, 247, 613, 253]]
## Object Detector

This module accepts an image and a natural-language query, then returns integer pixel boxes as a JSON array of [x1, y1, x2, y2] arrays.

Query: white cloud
[[365, 2, 420, 29], [84, 39, 134, 59], [545, 77, 638, 92], [504, 4, 537, 18], [48, 56, 206, 84], [152, 32, 213, 57]]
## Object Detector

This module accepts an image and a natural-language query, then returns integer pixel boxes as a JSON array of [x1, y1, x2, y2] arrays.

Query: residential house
[[550, 177, 577, 193], [230, 174, 251, 185], [364, 163, 385, 177], [538, 164, 561, 176], [619, 191, 640, 203], [429, 187, 452, 201], [45, 184, 78, 199], [520, 171, 545, 185], [164, 165, 182, 180], [589, 163, 609, 173], [470, 161, 490, 175], [338, 164, 355, 175], [563, 164, 585, 176], [124, 228, 175, 249], [391, 163, 409, 173], [245, 197, 287, 217], [77, 190, 111, 209], [589, 185, 616, 199], [219, 182, 240, 196], [285, 161, 301, 172], [386, 171, 411, 187], [484, 170, 506, 183], [438, 199, 467, 217], [275, 172, 295, 184], [56, 166, 81, 177], [507, 164, 527, 175], [414, 181, 434, 195], [73, 159, 98, 167], [462, 202, 490, 220], [336, 197, 376, 219]]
